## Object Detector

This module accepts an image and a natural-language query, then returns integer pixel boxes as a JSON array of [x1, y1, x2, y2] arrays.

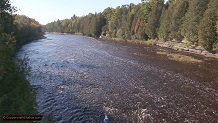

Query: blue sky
[[11, 0, 144, 25]]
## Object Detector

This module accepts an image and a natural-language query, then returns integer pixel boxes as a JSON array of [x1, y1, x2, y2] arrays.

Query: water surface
[[16, 34, 218, 122]]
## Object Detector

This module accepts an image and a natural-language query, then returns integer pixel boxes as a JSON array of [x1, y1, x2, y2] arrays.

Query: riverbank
[[45, 32, 218, 61], [44, 32, 218, 61], [16, 35, 46, 50], [0, 51, 37, 122], [155, 41, 218, 59], [0, 36, 44, 122], [100, 37, 218, 60]]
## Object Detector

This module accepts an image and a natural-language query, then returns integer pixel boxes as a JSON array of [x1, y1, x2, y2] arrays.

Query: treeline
[[0, 0, 43, 117], [14, 15, 43, 47], [44, 0, 218, 52]]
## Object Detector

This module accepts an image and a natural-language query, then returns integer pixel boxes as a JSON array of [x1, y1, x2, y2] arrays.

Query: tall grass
[[156, 51, 202, 63]]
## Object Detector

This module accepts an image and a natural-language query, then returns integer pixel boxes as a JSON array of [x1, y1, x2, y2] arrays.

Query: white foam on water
[[103, 114, 109, 122]]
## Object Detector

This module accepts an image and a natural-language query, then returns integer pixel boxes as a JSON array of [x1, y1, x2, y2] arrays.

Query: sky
[[11, 0, 144, 25]]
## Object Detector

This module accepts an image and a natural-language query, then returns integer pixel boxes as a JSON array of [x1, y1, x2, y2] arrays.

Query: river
[[16, 34, 218, 123]]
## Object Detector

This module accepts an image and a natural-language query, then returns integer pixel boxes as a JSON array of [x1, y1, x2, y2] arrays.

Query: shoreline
[[155, 42, 218, 59], [99, 37, 218, 59], [45, 32, 218, 59]]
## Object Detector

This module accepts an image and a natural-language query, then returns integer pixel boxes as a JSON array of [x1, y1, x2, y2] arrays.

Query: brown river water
[[16, 34, 218, 123]]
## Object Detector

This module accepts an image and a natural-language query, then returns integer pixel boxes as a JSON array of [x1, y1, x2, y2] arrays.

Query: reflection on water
[[16, 34, 218, 122]]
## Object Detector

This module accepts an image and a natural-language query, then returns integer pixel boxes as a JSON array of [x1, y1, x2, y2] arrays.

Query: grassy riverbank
[[156, 51, 203, 63]]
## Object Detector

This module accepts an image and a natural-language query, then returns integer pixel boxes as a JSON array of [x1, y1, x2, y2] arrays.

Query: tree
[[214, 12, 218, 51], [0, 0, 16, 34], [0, 0, 16, 53], [0, 0, 42, 116], [96, 13, 106, 37], [145, 0, 164, 39], [198, 0, 218, 51], [158, 4, 169, 41], [14, 15, 43, 45], [168, 0, 188, 41], [181, 0, 211, 45], [130, 3, 151, 40], [216, 12, 218, 34]]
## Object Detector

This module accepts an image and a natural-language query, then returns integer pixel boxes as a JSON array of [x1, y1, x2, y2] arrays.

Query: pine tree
[[216, 12, 218, 34], [181, 0, 211, 45], [169, 0, 188, 41], [158, 3, 169, 41], [145, 0, 164, 39], [198, 0, 218, 51], [214, 12, 218, 51], [90, 14, 98, 36], [131, 3, 151, 40]]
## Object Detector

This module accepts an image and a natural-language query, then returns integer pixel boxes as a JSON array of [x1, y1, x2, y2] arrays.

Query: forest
[[44, 0, 218, 52], [0, 0, 43, 116]]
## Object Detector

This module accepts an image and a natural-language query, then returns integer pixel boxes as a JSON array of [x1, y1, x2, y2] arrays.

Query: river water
[[16, 34, 218, 123]]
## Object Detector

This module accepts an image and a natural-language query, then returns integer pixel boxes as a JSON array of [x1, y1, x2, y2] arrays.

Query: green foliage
[[0, 0, 42, 118], [14, 15, 43, 46], [215, 12, 218, 51], [44, 3, 151, 40], [168, 54, 202, 62], [217, 12, 218, 34], [168, 0, 188, 41], [198, 0, 218, 51], [213, 41, 218, 51], [158, 6, 169, 41], [198, 10, 217, 51], [43, 0, 218, 52], [131, 3, 150, 40], [181, 0, 211, 45], [0, 27, 36, 121], [0, 56, 36, 115], [44, 13, 106, 37], [145, 0, 164, 39], [156, 51, 202, 62], [116, 28, 124, 38], [0, 0, 16, 34]]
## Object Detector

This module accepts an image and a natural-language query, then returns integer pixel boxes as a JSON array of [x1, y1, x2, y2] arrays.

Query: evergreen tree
[[130, 4, 141, 38], [131, 3, 150, 40], [214, 12, 218, 51], [216, 12, 218, 34], [90, 14, 98, 36], [181, 0, 211, 45], [145, 0, 164, 39], [96, 13, 106, 37], [42, 0, 218, 52], [158, 4, 169, 41], [198, 0, 218, 51], [169, 0, 188, 41]]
